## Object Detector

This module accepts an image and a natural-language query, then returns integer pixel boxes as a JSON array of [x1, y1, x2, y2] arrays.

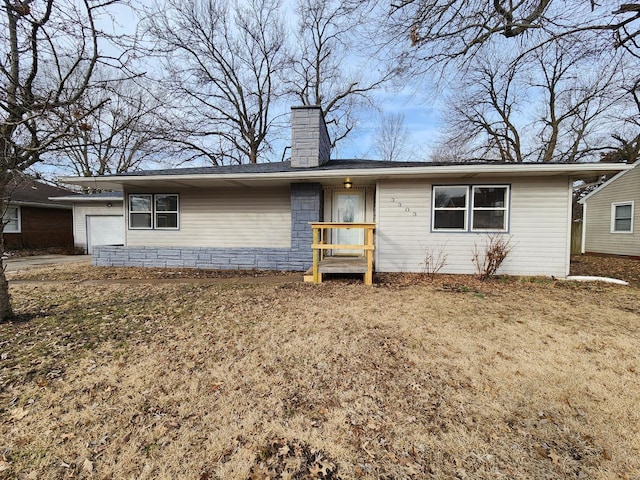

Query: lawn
[[1, 263, 639, 479]]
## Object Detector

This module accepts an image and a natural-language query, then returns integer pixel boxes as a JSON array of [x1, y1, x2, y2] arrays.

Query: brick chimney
[[290, 105, 331, 168]]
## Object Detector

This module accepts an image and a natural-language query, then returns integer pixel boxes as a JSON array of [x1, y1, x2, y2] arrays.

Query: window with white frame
[[472, 186, 508, 231], [433, 186, 468, 230], [155, 194, 179, 228], [3, 206, 20, 233], [611, 201, 633, 233], [432, 185, 509, 232], [129, 194, 179, 229]]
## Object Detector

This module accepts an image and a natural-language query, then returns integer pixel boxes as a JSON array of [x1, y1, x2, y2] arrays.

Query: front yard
[[1, 264, 639, 479]]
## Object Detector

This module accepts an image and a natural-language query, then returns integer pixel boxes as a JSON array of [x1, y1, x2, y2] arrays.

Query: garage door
[[87, 215, 124, 254]]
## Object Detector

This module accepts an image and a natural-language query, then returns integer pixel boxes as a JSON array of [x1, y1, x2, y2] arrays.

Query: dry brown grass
[[1, 266, 639, 479]]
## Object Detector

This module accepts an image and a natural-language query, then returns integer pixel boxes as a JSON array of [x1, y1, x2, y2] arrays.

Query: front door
[[332, 191, 365, 255]]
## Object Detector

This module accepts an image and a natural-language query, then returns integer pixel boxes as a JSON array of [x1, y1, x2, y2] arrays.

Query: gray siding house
[[579, 160, 639, 257], [64, 106, 630, 278]]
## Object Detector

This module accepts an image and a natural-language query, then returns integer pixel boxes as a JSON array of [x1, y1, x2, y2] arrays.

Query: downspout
[[375, 180, 380, 270], [565, 176, 574, 278], [581, 202, 587, 254]]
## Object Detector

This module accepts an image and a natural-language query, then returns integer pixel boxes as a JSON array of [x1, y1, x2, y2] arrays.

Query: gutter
[[61, 163, 634, 187]]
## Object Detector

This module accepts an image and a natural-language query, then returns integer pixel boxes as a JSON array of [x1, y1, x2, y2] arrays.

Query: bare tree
[[373, 112, 414, 161], [47, 76, 171, 178], [434, 41, 626, 163], [144, 0, 287, 165], [0, 0, 127, 320], [371, 0, 640, 165], [532, 44, 625, 163], [288, 0, 395, 149], [436, 52, 529, 162], [383, 1, 640, 68]]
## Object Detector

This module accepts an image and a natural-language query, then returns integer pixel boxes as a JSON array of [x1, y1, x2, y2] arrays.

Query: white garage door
[[87, 215, 124, 254]]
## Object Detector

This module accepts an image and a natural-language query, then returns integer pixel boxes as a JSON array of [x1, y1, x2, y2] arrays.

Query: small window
[[129, 194, 180, 230], [129, 194, 152, 229], [433, 186, 468, 230], [155, 194, 179, 229], [3, 206, 20, 233], [611, 202, 633, 233], [472, 186, 508, 231]]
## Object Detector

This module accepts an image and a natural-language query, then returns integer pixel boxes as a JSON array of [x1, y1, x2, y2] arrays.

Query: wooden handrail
[[310, 222, 376, 285]]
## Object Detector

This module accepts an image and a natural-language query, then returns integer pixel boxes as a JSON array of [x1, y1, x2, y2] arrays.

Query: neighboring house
[[2, 176, 74, 250], [51, 192, 124, 254], [63, 106, 631, 278], [579, 160, 640, 257]]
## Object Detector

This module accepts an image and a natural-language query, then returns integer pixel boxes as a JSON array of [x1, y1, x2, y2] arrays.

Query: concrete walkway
[[4, 254, 92, 272]]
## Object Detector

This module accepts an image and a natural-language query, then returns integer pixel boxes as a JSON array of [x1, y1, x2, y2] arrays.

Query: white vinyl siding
[[72, 202, 124, 251], [583, 164, 639, 256], [376, 177, 571, 277], [125, 187, 291, 248]]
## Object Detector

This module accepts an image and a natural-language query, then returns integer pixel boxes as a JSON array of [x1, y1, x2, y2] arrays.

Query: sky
[[93, 0, 443, 166]]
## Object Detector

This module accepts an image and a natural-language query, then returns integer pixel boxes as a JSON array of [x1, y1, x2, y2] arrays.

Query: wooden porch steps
[[309, 222, 376, 285], [304, 256, 370, 283]]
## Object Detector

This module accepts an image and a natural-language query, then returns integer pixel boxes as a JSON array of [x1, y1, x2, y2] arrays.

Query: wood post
[[310, 222, 375, 285]]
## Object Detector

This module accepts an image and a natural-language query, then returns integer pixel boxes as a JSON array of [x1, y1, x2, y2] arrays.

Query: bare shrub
[[472, 234, 513, 280], [422, 243, 448, 277]]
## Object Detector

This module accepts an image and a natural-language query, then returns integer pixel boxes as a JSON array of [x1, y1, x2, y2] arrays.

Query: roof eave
[[61, 163, 633, 190], [51, 195, 124, 203], [578, 160, 639, 204], [9, 200, 72, 209]]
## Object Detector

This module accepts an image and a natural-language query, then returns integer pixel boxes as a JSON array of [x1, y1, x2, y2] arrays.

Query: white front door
[[332, 191, 365, 255]]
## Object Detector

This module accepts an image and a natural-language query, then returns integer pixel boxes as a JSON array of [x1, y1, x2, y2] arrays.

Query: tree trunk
[[0, 259, 13, 322], [0, 218, 13, 321], [0, 181, 14, 321]]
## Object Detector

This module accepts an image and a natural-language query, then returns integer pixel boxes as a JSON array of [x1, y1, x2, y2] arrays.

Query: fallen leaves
[[1, 265, 638, 479], [82, 458, 94, 473], [248, 437, 341, 479]]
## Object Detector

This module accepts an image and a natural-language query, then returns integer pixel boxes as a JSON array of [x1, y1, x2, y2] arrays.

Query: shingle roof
[[99, 159, 505, 177], [6, 175, 76, 206]]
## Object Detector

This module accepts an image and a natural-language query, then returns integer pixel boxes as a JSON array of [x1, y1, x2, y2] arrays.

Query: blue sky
[[94, 1, 444, 165]]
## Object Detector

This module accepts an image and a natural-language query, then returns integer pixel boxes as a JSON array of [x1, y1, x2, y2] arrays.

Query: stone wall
[[290, 106, 330, 168]]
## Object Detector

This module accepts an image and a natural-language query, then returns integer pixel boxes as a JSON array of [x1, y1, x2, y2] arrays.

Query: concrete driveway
[[4, 255, 92, 272]]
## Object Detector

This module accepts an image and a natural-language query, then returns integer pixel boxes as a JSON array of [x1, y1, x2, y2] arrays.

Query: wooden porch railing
[[310, 222, 376, 285]]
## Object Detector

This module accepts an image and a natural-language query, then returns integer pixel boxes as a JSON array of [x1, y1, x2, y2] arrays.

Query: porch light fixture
[[343, 177, 353, 189]]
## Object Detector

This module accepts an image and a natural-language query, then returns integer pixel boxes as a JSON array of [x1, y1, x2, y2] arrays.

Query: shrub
[[422, 243, 448, 278], [472, 234, 513, 280]]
